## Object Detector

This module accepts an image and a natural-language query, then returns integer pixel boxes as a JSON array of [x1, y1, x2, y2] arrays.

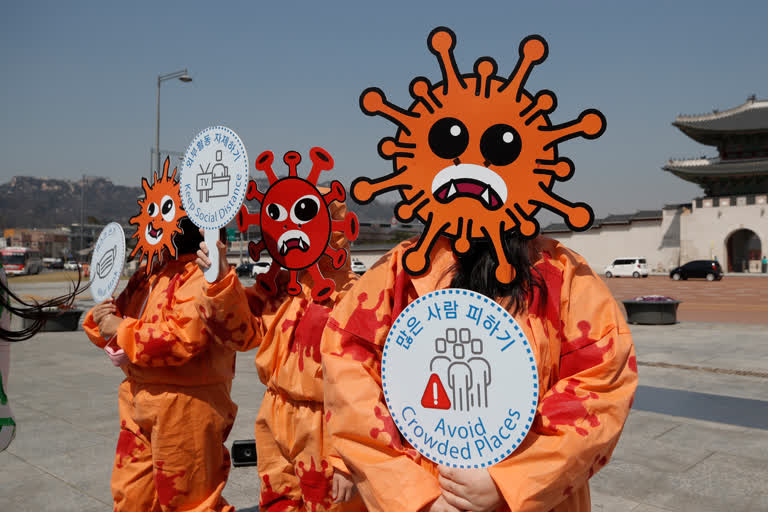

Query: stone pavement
[[1, 283, 767, 510]]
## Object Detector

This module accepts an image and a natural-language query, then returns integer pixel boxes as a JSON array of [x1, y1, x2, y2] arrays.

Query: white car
[[351, 259, 367, 275], [604, 257, 649, 278], [63, 261, 81, 271]]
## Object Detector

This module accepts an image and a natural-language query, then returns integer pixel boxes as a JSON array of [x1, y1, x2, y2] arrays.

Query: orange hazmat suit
[[200, 214, 365, 512], [84, 255, 238, 512], [322, 236, 638, 512]]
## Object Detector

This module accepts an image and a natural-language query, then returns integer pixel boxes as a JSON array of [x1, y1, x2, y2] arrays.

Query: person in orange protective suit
[[322, 235, 638, 512], [197, 188, 364, 512], [84, 158, 238, 512]]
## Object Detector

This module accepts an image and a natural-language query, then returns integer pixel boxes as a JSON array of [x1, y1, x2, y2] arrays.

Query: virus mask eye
[[291, 195, 320, 224], [480, 124, 522, 166], [129, 158, 186, 274], [160, 195, 176, 222], [429, 118, 469, 159], [352, 27, 604, 283], [266, 203, 288, 222], [236, 147, 360, 302]]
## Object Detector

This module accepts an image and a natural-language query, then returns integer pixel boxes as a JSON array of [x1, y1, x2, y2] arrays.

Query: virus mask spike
[[501, 35, 548, 101], [428, 27, 467, 94], [360, 88, 419, 136], [541, 110, 606, 150], [410, 77, 440, 113], [354, 28, 603, 283], [283, 151, 301, 177], [307, 147, 335, 185], [473, 58, 497, 98], [254, 151, 279, 184]]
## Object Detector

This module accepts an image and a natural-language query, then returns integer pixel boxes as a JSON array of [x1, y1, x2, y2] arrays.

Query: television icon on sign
[[196, 150, 231, 202]]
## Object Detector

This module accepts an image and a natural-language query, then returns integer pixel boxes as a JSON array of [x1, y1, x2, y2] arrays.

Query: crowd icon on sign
[[428, 328, 492, 411]]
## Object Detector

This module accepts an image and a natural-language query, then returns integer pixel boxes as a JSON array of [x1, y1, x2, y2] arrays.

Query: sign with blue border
[[382, 288, 539, 468], [180, 126, 248, 231], [89, 222, 125, 303]]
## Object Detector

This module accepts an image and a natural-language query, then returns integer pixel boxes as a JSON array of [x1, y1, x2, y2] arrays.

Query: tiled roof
[[663, 157, 768, 176], [673, 98, 768, 132], [541, 210, 662, 233]]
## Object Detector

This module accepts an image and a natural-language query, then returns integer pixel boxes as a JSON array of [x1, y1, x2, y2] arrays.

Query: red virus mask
[[353, 27, 605, 283], [129, 158, 186, 274], [236, 147, 359, 302]]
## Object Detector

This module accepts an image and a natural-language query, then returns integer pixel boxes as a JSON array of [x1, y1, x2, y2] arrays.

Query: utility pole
[[80, 174, 85, 262]]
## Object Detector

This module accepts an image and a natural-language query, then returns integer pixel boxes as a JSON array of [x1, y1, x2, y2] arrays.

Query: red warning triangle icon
[[421, 373, 451, 410]]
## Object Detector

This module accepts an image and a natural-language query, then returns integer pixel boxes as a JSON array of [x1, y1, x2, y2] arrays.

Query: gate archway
[[726, 229, 762, 272]]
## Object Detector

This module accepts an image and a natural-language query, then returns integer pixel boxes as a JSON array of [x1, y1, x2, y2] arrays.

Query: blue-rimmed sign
[[180, 126, 248, 281], [382, 288, 539, 468], [89, 222, 125, 303]]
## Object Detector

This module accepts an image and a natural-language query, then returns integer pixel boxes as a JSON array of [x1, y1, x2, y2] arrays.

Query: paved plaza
[[1, 275, 767, 511]]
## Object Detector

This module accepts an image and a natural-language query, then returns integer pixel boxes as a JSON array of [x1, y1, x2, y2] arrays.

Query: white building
[[543, 98, 768, 274]]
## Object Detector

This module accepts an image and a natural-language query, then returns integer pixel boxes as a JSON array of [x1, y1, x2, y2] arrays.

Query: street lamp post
[[155, 69, 193, 174]]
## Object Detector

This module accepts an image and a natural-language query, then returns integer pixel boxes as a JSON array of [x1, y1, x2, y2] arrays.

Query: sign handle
[[204, 229, 221, 283]]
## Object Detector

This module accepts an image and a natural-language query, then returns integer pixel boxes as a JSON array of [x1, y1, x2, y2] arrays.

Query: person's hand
[[195, 229, 229, 282], [104, 340, 128, 367], [438, 465, 503, 512], [331, 469, 357, 503], [423, 494, 462, 512], [91, 298, 116, 325], [98, 314, 123, 340]]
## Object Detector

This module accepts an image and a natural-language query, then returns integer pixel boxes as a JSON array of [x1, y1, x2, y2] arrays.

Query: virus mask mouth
[[431, 164, 507, 210], [278, 230, 311, 256], [145, 222, 164, 245]]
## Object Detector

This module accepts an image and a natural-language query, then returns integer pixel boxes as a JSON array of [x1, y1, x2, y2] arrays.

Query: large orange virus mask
[[129, 158, 186, 274], [353, 27, 605, 283]]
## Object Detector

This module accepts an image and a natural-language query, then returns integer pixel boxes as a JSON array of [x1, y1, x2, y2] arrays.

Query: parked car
[[604, 257, 649, 278], [252, 261, 271, 276], [63, 261, 81, 271], [236, 263, 255, 277], [669, 260, 723, 281], [351, 259, 367, 275]]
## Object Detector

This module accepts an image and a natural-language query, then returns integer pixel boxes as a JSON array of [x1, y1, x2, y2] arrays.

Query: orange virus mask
[[129, 157, 186, 274], [353, 27, 605, 283]]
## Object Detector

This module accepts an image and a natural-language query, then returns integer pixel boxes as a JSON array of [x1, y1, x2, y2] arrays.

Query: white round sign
[[89, 222, 125, 303], [180, 126, 249, 230], [382, 289, 539, 468], [180, 126, 249, 281]]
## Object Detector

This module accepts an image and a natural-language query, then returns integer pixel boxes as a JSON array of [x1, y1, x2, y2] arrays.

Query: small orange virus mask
[[353, 27, 605, 283], [129, 157, 186, 274]]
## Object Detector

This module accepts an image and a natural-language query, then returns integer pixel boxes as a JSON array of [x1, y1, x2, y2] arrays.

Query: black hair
[[449, 231, 546, 315], [174, 217, 204, 255]]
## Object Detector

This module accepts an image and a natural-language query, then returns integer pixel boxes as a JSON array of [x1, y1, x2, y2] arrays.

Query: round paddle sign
[[89, 222, 125, 303], [180, 126, 248, 281], [382, 289, 539, 468]]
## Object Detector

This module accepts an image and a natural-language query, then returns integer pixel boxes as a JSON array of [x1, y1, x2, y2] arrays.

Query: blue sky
[[2, 1, 767, 219]]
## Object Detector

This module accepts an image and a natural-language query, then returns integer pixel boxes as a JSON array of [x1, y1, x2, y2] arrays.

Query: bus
[[1, 247, 43, 276]]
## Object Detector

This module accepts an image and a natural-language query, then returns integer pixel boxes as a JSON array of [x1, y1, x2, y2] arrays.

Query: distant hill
[[0, 176, 141, 229], [0, 175, 400, 229]]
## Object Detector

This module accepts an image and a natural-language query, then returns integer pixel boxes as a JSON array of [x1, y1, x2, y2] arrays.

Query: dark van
[[669, 260, 723, 281]]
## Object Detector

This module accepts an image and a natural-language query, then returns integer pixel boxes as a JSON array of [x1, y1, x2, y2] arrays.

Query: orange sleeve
[[115, 269, 212, 367], [322, 251, 441, 512], [198, 267, 268, 352], [83, 283, 131, 349], [83, 307, 111, 348], [488, 250, 638, 511]]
